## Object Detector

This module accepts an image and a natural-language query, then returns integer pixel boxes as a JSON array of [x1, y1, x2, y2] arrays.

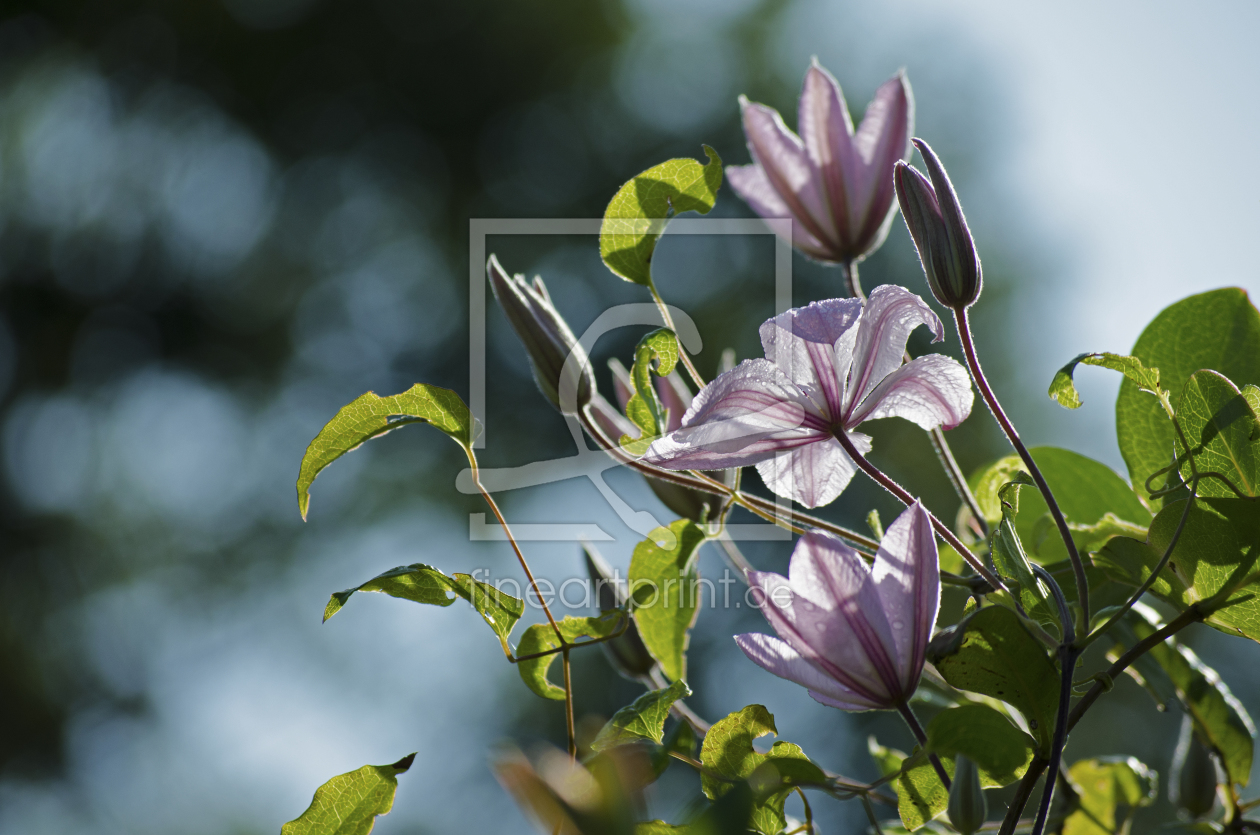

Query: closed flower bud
[[1170, 716, 1219, 819], [894, 139, 982, 310], [583, 545, 659, 681], [948, 755, 987, 835], [487, 254, 594, 415]]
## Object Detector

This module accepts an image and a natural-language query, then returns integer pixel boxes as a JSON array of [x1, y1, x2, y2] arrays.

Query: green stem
[[647, 279, 706, 390]]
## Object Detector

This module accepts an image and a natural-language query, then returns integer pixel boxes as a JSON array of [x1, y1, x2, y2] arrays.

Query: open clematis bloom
[[735, 502, 939, 710], [728, 59, 913, 264], [640, 285, 973, 508]]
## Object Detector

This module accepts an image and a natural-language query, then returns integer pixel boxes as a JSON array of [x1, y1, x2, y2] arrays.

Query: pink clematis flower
[[728, 59, 914, 264], [640, 285, 973, 508], [735, 502, 939, 710]]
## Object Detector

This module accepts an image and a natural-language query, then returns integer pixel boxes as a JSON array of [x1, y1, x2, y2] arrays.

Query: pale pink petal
[[870, 502, 939, 689], [746, 566, 891, 703], [842, 284, 945, 420], [797, 60, 856, 246], [726, 163, 830, 259], [850, 72, 914, 251], [753, 432, 868, 508], [848, 354, 974, 431], [734, 632, 884, 710], [739, 97, 837, 248], [759, 298, 863, 417], [641, 359, 829, 470]]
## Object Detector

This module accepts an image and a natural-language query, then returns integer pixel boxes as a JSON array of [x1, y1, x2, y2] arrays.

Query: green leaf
[[1244, 384, 1260, 419], [591, 680, 691, 753], [600, 147, 723, 286], [1062, 756, 1157, 835], [282, 754, 415, 835], [1116, 604, 1254, 787], [926, 605, 1059, 753], [1049, 352, 1164, 410], [700, 705, 821, 835], [297, 384, 478, 520], [990, 477, 1058, 630], [926, 704, 1036, 788], [969, 447, 1153, 563], [629, 519, 706, 682], [1118, 288, 1260, 501], [868, 737, 952, 831], [1095, 498, 1260, 643], [517, 613, 625, 700], [620, 329, 681, 455], [323, 563, 524, 651], [1175, 370, 1260, 498]]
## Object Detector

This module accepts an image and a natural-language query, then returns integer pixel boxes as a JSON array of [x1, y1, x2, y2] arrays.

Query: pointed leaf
[[1118, 288, 1260, 502], [1175, 370, 1260, 498], [1049, 352, 1164, 410], [516, 613, 625, 700], [600, 147, 723, 286], [629, 520, 706, 682], [323, 563, 523, 651], [297, 384, 478, 520], [591, 680, 692, 753], [926, 605, 1059, 754], [282, 754, 415, 835], [991, 477, 1058, 630]]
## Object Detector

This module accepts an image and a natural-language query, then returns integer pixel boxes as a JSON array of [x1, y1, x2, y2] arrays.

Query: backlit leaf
[[517, 613, 625, 700], [868, 737, 952, 831], [926, 703, 1035, 788], [1049, 352, 1164, 410], [926, 605, 1059, 753], [1062, 756, 1157, 835], [282, 754, 415, 835], [297, 384, 478, 520], [591, 680, 691, 753], [1117, 288, 1260, 502], [600, 147, 723, 286], [620, 329, 681, 455], [1174, 370, 1260, 498], [630, 519, 706, 682]]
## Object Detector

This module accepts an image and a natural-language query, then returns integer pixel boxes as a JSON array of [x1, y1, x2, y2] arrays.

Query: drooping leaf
[[700, 704, 822, 835], [926, 703, 1035, 788], [1095, 498, 1260, 643], [591, 680, 691, 753], [1049, 352, 1165, 410], [1062, 756, 1157, 835], [969, 447, 1152, 563], [620, 329, 681, 455], [517, 613, 626, 700], [926, 605, 1059, 753], [1117, 288, 1260, 501], [1174, 370, 1260, 498], [868, 737, 952, 831], [600, 147, 723, 286], [282, 754, 415, 835], [297, 384, 478, 520], [990, 477, 1058, 630], [323, 563, 524, 652], [629, 519, 706, 682], [1116, 604, 1254, 787]]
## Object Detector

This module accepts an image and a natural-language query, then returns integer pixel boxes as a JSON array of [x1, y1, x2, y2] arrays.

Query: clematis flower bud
[[948, 755, 987, 834], [728, 59, 914, 264], [487, 254, 594, 415], [894, 139, 982, 310]]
